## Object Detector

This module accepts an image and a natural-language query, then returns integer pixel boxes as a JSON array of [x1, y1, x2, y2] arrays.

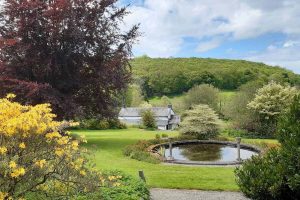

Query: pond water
[[163, 144, 257, 162]]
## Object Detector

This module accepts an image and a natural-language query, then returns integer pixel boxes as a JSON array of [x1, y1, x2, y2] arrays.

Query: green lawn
[[220, 91, 236, 99], [73, 128, 239, 191], [149, 94, 186, 107]]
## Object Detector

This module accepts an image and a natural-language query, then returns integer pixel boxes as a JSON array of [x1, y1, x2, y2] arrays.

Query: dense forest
[[131, 56, 300, 97]]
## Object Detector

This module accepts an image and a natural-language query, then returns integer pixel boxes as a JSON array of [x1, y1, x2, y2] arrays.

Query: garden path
[[150, 188, 249, 200]]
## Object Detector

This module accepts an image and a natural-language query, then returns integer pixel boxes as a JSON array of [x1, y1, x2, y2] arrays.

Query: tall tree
[[0, 0, 139, 119]]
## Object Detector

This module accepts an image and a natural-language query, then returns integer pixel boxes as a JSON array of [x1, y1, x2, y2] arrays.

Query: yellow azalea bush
[[0, 95, 102, 199]]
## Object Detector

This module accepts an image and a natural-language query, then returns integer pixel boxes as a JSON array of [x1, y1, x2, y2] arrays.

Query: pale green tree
[[184, 84, 219, 110], [247, 82, 298, 121], [140, 102, 152, 109], [180, 104, 221, 139], [125, 84, 144, 107], [223, 81, 263, 131], [160, 95, 171, 106], [141, 109, 156, 129]]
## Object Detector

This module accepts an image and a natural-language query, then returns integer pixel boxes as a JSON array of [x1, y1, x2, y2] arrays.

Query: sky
[[120, 0, 300, 74], [0, 0, 299, 74]]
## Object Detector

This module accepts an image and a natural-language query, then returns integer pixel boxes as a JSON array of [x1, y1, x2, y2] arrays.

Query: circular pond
[[153, 140, 260, 165]]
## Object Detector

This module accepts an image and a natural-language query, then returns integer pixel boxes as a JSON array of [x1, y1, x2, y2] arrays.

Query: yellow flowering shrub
[[0, 95, 100, 199]]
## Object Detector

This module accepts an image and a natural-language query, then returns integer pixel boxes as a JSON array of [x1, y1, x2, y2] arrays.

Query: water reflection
[[165, 144, 257, 162]]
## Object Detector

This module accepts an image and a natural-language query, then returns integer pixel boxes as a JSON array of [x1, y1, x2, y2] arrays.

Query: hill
[[130, 57, 300, 97]]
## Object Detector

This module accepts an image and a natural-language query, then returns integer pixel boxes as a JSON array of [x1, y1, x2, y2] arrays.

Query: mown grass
[[73, 128, 239, 191], [149, 94, 186, 106]]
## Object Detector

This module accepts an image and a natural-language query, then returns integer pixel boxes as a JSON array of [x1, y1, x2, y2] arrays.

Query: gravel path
[[150, 188, 249, 200]]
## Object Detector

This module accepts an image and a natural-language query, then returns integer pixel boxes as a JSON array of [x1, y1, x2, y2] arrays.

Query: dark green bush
[[183, 84, 220, 110], [224, 129, 249, 138], [141, 109, 156, 129], [130, 151, 160, 164], [123, 140, 160, 164], [75, 118, 127, 130], [235, 149, 285, 200], [224, 128, 273, 139], [235, 95, 300, 200], [100, 171, 150, 200], [108, 119, 127, 129], [155, 134, 161, 140]]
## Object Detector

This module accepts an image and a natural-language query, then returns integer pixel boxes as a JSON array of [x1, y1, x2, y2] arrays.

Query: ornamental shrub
[[141, 109, 156, 129], [180, 104, 221, 139], [123, 140, 160, 164], [235, 95, 300, 200], [0, 94, 101, 199], [247, 81, 298, 136], [77, 118, 127, 130], [99, 171, 150, 200], [235, 149, 285, 200], [184, 84, 219, 110]]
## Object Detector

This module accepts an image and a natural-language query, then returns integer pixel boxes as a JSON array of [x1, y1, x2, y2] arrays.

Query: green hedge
[[74, 118, 127, 130]]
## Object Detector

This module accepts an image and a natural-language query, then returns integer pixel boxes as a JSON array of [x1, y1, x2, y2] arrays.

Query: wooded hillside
[[131, 56, 300, 97]]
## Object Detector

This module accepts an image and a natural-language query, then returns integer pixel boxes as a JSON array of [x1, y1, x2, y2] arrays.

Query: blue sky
[[121, 0, 300, 74]]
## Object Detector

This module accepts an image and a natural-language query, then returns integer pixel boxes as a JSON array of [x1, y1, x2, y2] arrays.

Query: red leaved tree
[[0, 0, 139, 119]]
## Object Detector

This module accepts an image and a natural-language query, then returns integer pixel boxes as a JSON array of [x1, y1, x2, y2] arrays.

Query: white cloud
[[267, 45, 277, 51], [283, 40, 300, 48], [196, 37, 223, 53], [245, 41, 300, 74], [123, 0, 300, 58]]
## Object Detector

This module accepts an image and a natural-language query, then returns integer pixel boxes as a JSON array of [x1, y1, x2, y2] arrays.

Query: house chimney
[[122, 95, 126, 108]]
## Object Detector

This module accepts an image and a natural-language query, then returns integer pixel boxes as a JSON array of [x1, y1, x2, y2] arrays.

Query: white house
[[118, 105, 180, 130]]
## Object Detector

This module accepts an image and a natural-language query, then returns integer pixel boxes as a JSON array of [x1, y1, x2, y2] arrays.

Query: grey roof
[[119, 107, 173, 117]]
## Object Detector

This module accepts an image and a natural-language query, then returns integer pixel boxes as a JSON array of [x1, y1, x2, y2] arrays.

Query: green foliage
[[235, 149, 285, 200], [155, 134, 161, 140], [0, 0, 139, 119], [235, 96, 300, 200], [125, 84, 145, 107], [247, 82, 298, 136], [160, 95, 172, 106], [224, 81, 261, 117], [148, 94, 186, 114], [180, 104, 221, 139], [223, 129, 249, 138], [184, 84, 220, 110], [77, 118, 127, 130], [99, 171, 150, 200], [223, 81, 262, 131], [236, 147, 300, 200], [248, 81, 298, 122], [141, 109, 156, 129], [26, 170, 150, 200], [123, 140, 160, 164], [277, 95, 300, 146], [131, 57, 300, 97]]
